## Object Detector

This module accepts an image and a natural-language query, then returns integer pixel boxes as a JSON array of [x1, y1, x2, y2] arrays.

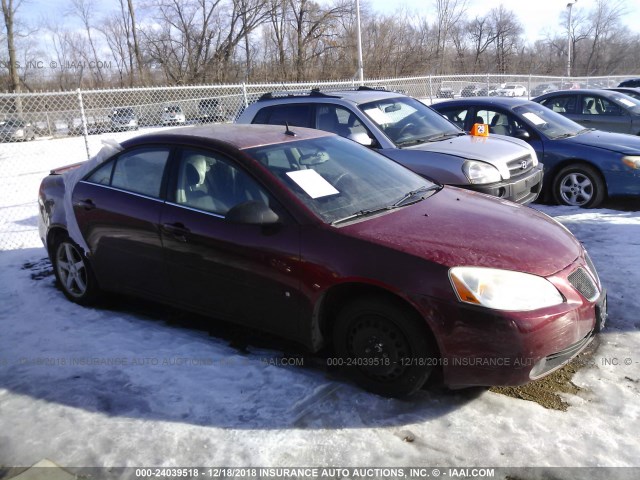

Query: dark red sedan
[[38, 124, 607, 397]]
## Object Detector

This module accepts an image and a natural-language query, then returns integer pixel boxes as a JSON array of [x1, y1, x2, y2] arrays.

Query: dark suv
[[618, 78, 640, 88], [236, 88, 544, 204]]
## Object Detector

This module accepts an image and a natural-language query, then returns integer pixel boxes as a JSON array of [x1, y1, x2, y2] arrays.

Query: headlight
[[449, 267, 564, 311], [622, 156, 640, 169], [462, 160, 501, 184], [14, 128, 24, 136]]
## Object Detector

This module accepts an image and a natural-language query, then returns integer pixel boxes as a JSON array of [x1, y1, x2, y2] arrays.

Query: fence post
[[428, 75, 433, 103], [77, 88, 91, 161], [45, 111, 52, 137], [528, 74, 531, 99], [242, 83, 249, 108]]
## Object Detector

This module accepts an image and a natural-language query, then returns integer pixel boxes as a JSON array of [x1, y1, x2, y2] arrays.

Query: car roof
[[121, 123, 334, 151], [536, 89, 624, 98], [431, 97, 531, 109], [257, 88, 405, 105]]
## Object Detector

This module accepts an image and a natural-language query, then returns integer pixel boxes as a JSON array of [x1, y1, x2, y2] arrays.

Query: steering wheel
[[397, 122, 417, 138], [333, 172, 353, 191]]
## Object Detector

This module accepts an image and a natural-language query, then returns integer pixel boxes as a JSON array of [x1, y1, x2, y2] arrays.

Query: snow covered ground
[[0, 133, 639, 475]]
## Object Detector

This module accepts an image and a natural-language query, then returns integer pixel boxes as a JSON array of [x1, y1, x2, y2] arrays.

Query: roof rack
[[258, 89, 341, 101], [356, 85, 389, 92]]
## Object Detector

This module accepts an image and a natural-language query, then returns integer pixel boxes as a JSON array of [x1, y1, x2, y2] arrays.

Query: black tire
[[51, 235, 101, 306], [333, 296, 436, 397], [552, 164, 606, 208]]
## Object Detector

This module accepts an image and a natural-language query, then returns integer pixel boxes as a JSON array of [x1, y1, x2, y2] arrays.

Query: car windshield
[[610, 93, 640, 113], [514, 104, 585, 139], [166, 106, 181, 113], [359, 96, 462, 146], [245, 135, 435, 224], [113, 108, 133, 116]]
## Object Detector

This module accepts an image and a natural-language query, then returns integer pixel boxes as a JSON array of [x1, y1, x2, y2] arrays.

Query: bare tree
[[583, 0, 626, 75], [467, 14, 495, 73], [433, 0, 467, 74], [489, 5, 523, 74], [70, 0, 104, 85], [1, 0, 21, 93]]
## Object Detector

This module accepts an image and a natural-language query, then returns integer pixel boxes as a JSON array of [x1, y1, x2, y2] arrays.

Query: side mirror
[[513, 128, 530, 141], [348, 131, 373, 146], [225, 201, 279, 226]]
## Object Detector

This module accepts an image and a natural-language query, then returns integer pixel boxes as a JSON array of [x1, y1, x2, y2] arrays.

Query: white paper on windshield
[[364, 107, 391, 125], [619, 98, 635, 107], [522, 112, 546, 125], [286, 169, 339, 199]]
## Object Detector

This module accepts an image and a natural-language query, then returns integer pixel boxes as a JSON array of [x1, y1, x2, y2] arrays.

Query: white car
[[161, 105, 186, 125], [497, 84, 527, 97]]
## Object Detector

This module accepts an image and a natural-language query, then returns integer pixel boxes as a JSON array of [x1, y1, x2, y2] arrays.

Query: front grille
[[568, 267, 598, 301], [507, 154, 534, 177]]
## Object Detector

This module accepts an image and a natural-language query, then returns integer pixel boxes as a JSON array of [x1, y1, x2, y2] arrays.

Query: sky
[[15, 0, 640, 46], [369, 0, 640, 42]]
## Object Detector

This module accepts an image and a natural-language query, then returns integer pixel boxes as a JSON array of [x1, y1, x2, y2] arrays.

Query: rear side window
[[86, 161, 114, 185], [85, 147, 170, 199], [251, 105, 312, 127], [539, 95, 577, 114]]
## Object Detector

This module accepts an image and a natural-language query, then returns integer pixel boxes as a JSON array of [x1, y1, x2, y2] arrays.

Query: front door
[[160, 148, 303, 338]]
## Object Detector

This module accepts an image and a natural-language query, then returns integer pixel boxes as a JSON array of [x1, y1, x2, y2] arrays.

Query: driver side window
[[315, 105, 375, 144], [173, 149, 271, 216], [476, 109, 527, 138]]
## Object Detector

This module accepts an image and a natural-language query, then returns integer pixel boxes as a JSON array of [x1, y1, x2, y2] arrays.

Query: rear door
[[577, 94, 631, 133], [73, 146, 172, 299]]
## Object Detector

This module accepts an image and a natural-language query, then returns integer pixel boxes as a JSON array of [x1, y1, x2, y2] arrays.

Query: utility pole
[[566, 0, 578, 77], [356, 0, 364, 84]]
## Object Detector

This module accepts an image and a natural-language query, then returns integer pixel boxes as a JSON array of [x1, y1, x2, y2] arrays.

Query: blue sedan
[[432, 97, 640, 207]]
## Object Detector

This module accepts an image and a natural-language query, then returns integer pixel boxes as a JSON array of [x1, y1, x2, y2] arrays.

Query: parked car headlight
[[14, 128, 24, 136], [462, 160, 501, 184], [449, 267, 564, 311], [622, 156, 640, 169]]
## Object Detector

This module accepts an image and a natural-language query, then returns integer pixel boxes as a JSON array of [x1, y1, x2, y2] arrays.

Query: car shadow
[[0, 249, 486, 430]]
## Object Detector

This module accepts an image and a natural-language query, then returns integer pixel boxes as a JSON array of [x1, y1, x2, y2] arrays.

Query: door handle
[[162, 222, 190, 242], [75, 199, 96, 210]]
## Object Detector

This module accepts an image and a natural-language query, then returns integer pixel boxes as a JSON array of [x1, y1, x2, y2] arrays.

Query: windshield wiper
[[331, 185, 442, 226], [425, 132, 465, 142], [331, 207, 392, 226], [392, 184, 442, 208], [397, 131, 464, 147], [553, 132, 579, 139]]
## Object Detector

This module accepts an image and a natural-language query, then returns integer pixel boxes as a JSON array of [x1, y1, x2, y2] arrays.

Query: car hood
[[567, 129, 640, 154], [405, 134, 532, 178], [342, 187, 581, 277]]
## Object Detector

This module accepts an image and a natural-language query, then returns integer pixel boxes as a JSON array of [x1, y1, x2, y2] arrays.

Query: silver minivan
[[236, 88, 544, 203]]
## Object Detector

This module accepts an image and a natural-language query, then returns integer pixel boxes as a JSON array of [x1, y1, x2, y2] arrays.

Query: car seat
[[490, 114, 510, 136]]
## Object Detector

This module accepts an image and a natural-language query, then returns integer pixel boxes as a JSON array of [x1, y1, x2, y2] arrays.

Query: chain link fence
[[0, 73, 632, 250]]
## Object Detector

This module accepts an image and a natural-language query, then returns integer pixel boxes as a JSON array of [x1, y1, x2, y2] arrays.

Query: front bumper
[[465, 163, 544, 204], [411, 254, 605, 387]]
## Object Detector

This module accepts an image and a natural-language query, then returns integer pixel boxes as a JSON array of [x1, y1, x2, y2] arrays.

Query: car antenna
[[284, 122, 296, 136]]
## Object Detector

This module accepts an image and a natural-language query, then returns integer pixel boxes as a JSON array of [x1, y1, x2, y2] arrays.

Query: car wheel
[[333, 296, 436, 397], [552, 164, 606, 208], [52, 235, 100, 305]]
